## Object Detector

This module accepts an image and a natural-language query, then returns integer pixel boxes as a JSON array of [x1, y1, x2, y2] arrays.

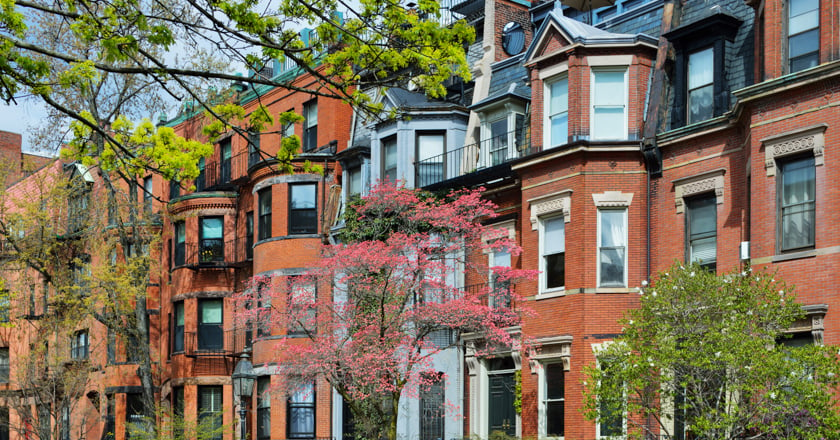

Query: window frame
[[245, 211, 254, 260], [777, 155, 816, 253], [220, 138, 232, 183], [545, 75, 569, 149], [288, 183, 318, 235], [303, 100, 318, 152], [198, 299, 224, 351], [71, 330, 89, 360], [257, 376, 271, 440], [198, 386, 223, 440], [199, 216, 225, 263], [787, 0, 820, 73], [685, 193, 717, 271], [590, 67, 628, 141], [0, 347, 9, 383], [381, 136, 398, 183], [686, 47, 715, 125], [541, 363, 565, 438], [597, 208, 628, 288], [173, 301, 185, 353], [415, 131, 446, 187], [419, 372, 445, 440], [287, 278, 317, 336], [287, 383, 316, 439], [142, 176, 153, 212], [539, 215, 566, 294], [174, 222, 186, 267], [258, 188, 272, 241]]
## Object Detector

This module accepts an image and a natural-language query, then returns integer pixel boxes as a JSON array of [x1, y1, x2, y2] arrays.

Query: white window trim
[[529, 336, 573, 440], [593, 192, 632, 289], [590, 67, 629, 141], [529, 191, 572, 297], [544, 74, 569, 150], [762, 124, 826, 176]]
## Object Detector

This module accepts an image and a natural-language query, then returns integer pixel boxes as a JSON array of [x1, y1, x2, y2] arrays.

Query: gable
[[537, 30, 571, 59]]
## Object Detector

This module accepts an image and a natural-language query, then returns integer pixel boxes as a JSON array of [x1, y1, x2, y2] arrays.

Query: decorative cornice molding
[[673, 168, 726, 214], [528, 190, 573, 230], [528, 335, 573, 372], [592, 191, 633, 208], [762, 124, 827, 177]]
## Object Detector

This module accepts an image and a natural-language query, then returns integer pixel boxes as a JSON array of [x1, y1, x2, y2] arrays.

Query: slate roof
[[471, 54, 531, 110]]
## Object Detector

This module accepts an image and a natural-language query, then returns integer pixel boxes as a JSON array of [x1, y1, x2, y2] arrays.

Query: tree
[[235, 182, 536, 440], [0, 0, 475, 159], [582, 263, 840, 440]]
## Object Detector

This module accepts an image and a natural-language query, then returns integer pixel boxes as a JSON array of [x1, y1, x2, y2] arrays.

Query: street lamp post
[[232, 349, 256, 440]]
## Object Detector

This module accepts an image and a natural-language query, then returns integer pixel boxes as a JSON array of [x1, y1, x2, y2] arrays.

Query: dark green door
[[489, 373, 516, 437]]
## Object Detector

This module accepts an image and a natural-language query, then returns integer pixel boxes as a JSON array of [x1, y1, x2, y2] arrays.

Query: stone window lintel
[[763, 124, 827, 176], [529, 190, 573, 230], [673, 168, 726, 214]]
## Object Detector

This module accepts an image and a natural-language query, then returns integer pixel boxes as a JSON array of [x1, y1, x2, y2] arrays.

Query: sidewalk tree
[[235, 182, 536, 440], [582, 263, 840, 440]]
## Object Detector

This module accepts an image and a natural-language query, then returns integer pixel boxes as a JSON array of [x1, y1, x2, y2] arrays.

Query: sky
[[0, 99, 50, 156]]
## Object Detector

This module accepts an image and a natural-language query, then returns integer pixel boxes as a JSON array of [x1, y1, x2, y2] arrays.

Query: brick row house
[[1, 0, 840, 439]]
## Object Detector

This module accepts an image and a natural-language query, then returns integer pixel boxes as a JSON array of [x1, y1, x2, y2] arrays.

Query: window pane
[[688, 85, 714, 124], [782, 202, 815, 249], [494, 250, 511, 268], [550, 78, 568, 113], [789, 28, 819, 58], [201, 300, 223, 324], [291, 185, 316, 209], [688, 48, 713, 89], [688, 196, 716, 236], [545, 252, 565, 289], [600, 211, 626, 247], [418, 134, 445, 162], [782, 158, 816, 204], [599, 248, 625, 286], [546, 364, 564, 400], [348, 167, 362, 196], [546, 401, 565, 437], [789, 9, 819, 34], [790, 53, 819, 72], [550, 113, 568, 146], [383, 138, 398, 180], [790, 0, 818, 17], [544, 217, 565, 254], [690, 236, 717, 264], [593, 107, 625, 139], [175, 303, 184, 325], [201, 218, 223, 239], [175, 223, 185, 243], [291, 383, 314, 403], [594, 71, 625, 106]]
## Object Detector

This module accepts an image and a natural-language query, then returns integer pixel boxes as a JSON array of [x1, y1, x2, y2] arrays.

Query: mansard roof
[[470, 55, 531, 111]]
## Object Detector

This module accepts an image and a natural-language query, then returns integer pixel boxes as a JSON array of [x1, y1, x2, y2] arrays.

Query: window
[[68, 182, 91, 233], [172, 302, 184, 353], [598, 209, 627, 287], [288, 280, 316, 336], [248, 132, 261, 167], [196, 158, 206, 192], [258, 188, 272, 240], [541, 217, 565, 292], [61, 406, 69, 440], [0, 291, 8, 322], [686, 194, 717, 270], [142, 176, 153, 212], [788, 0, 819, 73], [420, 373, 445, 440], [347, 166, 362, 198], [591, 69, 627, 140], [71, 330, 89, 360], [246, 211, 254, 260], [172, 386, 184, 439], [382, 136, 397, 182], [220, 138, 232, 183], [546, 76, 568, 147], [199, 217, 224, 263], [687, 47, 714, 125], [779, 156, 816, 252], [198, 386, 223, 440], [0, 407, 8, 440], [0, 348, 8, 382], [416, 133, 445, 187], [490, 247, 511, 308], [303, 100, 318, 152], [289, 184, 317, 235], [169, 180, 180, 200], [174, 222, 185, 266], [543, 364, 564, 437], [198, 299, 223, 350], [287, 383, 315, 438], [126, 393, 146, 438], [257, 377, 271, 440]]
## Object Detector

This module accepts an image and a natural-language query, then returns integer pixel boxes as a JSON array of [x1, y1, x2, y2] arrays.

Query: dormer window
[[481, 112, 524, 168], [664, 11, 742, 129]]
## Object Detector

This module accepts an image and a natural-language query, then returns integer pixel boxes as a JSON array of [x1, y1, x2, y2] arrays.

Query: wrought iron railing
[[173, 237, 251, 269], [415, 129, 528, 187]]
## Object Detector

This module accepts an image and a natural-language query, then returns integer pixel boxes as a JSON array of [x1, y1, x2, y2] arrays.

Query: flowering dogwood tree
[[236, 182, 535, 440]]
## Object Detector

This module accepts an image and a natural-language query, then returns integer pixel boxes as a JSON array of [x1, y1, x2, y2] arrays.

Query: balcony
[[195, 151, 254, 191], [181, 329, 254, 358], [173, 237, 251, 270], [416, 129, 527, 190]]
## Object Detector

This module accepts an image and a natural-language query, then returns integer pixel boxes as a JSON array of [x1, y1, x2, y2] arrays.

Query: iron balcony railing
[[172, 237, 251, 269], [177, 329, 265, 357], [415, 129, 528, 187]]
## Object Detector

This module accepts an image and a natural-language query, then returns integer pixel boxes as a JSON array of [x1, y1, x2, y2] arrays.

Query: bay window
[[289, 184, 317, 235]]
